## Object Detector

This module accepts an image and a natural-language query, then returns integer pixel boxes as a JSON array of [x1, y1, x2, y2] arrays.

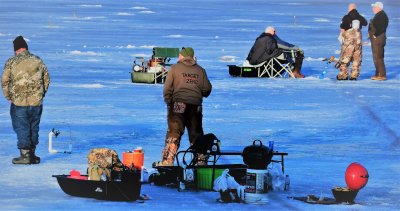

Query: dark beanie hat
[[180, 47, 194, 58], [13, 36, 28, 51]]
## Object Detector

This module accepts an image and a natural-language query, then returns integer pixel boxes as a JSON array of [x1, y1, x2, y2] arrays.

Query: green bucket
[[196, 168, 225, 190], [196, 164, 247, 190]]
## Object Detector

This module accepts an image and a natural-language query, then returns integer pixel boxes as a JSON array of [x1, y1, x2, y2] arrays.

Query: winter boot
[[30, 146, 40, 164], [12, 149, 31, 164]]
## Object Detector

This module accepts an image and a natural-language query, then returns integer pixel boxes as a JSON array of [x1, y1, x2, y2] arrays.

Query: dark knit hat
[[13, 36, 28, 51], [180, 47, 194, 58]]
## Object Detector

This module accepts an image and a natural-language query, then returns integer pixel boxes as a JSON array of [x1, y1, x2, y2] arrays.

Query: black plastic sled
[[53, 171, 141, 201]]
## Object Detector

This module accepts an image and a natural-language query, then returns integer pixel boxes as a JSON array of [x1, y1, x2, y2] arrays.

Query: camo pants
[[161, 102, 204, 165], [338, 29, 362, 79]]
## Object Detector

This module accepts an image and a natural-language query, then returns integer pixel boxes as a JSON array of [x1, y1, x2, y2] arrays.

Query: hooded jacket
[[246, 33, 282, 65], [340, 9, 368, 31], [163, 57, 212, 106]]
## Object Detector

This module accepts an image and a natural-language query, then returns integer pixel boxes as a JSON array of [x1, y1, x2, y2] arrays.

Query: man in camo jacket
[[2, 36, 50, 164]]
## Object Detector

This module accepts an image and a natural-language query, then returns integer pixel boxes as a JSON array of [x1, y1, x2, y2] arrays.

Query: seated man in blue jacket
[[247, 26, 304, 78]]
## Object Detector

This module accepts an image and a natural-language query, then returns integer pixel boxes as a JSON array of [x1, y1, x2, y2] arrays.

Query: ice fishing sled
[[130, 47, 179, 84], [53, 170, 141, 201], [53, 148, 142, 201], [228, 49, 297, 78]]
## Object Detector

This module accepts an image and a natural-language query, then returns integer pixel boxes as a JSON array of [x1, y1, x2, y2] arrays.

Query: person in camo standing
[[369, 1, 389, 81], [337, 3, 367, 81], [154, 47, 212, 167], [1, 36, 50, 164]]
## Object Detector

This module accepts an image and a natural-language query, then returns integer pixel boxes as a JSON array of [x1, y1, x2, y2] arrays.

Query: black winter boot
[[30, 146, 40, 164], [12, 149, 31, 164]]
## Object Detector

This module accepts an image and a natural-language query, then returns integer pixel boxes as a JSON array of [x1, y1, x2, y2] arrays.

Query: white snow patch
[[286, 2, 309, 5], [139, 45, 156, 49], [69, 50, 103, 56], [219, 55, 238, 62], [131, 6, 148, 10], [44, 24, 60, 29], [0, 32, 12, 36], [165, 34, 183, 38], [62, 16, 105, 21], [226, 19, 263, 23], [72, 83, 105, 89], [79, 4, 102, 8], [304, 57, 325, 62], [69, 58, 100, 62], [314, 18, 330, 22], [117, 12, 134, 16], [139, 11, 155, 14], [131, 53, 151, 58]]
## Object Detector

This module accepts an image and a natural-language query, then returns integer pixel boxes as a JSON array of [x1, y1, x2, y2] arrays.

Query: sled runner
[[130, 47, 179, 84], [53, 170, 141, 201], [288, 195, 357, 205]]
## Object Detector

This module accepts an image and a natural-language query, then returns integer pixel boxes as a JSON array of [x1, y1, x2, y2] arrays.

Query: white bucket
[[244, 169, 268, 204]]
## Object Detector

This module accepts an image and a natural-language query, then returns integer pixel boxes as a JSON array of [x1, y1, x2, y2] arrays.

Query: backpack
[[87, 148, 124, 181], [189, 133, 220, 154]]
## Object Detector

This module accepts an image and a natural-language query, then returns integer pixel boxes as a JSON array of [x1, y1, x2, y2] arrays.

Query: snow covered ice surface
[[0, 0, 399, 210]]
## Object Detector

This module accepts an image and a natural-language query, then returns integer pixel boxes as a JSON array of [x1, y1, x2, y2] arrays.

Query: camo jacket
[[1, 50, 50, 106]]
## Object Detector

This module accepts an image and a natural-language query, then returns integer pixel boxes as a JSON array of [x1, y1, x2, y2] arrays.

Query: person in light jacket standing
[[1, 36, 50, 164]]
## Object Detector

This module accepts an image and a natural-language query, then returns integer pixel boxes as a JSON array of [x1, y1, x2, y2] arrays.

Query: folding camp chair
[[230, 49, 297, 78]]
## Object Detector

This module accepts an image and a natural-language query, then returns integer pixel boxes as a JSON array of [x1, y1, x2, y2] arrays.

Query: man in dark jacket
[[247, 27, 282, 65], [369, 1, 389, 81], [247, 26, 304, 78], [155, 47, 212, 166], [340, 3, 367, 33], [337, 3, 367, 80]]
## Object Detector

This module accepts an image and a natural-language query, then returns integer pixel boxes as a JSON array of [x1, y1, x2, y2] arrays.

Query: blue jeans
[[10, 104, 43, 149]]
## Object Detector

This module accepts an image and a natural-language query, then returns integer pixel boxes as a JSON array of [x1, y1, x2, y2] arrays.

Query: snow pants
[[161, 102, 205, 165], [338, 29, 362, 79], [10, 104, 42, 150]]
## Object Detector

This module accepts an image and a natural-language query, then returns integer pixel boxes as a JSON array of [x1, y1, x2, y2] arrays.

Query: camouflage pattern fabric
[[2, 50, 50, 106], [161, 137, 180, 165], [87, 148, 123, 171], [338, 29, 362, 79], [88, 165, 112, 181]]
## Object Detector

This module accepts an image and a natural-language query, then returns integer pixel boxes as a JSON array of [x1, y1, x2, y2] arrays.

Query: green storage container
[[195, 164, 247, 190]]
